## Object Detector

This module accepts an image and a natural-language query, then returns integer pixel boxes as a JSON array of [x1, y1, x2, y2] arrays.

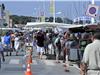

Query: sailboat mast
[[91, 0, 95, 24], [53, 0, 55, 23]]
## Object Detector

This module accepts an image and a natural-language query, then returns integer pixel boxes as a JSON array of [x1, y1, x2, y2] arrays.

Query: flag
[[86, 4, 99, 17], [50, 0, 55, 15]]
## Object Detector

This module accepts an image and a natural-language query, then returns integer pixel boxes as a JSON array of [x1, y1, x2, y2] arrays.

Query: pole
[[0, 5, 3, 37], [91, 0, 95, 24], [53, 0, 55, 23], [0, 5, 1, 26], [43, 1, 45, 22]]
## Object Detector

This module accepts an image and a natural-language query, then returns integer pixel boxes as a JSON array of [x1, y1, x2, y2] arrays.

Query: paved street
[[0, 52, 80, 75]]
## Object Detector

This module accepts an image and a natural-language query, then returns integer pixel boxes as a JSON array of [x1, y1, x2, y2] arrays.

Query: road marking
[[9, 59, 20, 64]]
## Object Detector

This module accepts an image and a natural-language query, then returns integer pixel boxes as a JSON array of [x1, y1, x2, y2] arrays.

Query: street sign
[[86, 4, 99, 17]]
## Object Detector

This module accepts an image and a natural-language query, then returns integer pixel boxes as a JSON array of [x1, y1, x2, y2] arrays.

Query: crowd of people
[[0, 29, 100, 75], [33, 30, 100, 75], [0, 31, 24, 61]]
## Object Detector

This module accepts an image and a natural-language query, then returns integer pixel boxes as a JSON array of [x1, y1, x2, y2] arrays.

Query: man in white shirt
[[80, 33, 100, 75]]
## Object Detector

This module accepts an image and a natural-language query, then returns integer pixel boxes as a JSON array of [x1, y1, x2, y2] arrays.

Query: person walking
[[11, 32, 15, 51], [4, 32, 11, 56], [80, 32, 100, 75], [61, 32, 69, 63], [54, 33, 62, 63], [14, 34, 20, 56], [36, 30, 45, 59], [62, 32, 71, 72]]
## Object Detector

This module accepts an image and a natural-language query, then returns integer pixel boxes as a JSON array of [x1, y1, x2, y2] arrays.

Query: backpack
[[54, 37, 61, 48]]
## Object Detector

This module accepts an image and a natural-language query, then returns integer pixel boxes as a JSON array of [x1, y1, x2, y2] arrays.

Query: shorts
[[37, 46, 44, 53]]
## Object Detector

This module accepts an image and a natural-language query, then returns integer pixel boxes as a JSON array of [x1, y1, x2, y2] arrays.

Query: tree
[[63, 18, 73, 24], [10, 15, 73, 25], [45, 17, 49, 22], [10, 15, 34, 24], [2, 3, 5, 10], [56, 17, 63, 23], [79, 20, 83, 24], [3, 23, 8, 27], [49, 17, 53, 22]]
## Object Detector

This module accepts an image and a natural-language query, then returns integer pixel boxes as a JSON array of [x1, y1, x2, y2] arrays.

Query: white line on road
[[9, 59, 20, 64]]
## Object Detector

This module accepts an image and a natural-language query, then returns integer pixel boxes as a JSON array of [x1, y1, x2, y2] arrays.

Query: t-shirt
[[4, 35, 11, 45], [36, 32, 44, 47], [54, 37, 61, 47], [82, 40, 100, 69]]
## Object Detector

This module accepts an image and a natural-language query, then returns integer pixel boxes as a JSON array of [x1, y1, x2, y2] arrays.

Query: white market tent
[[24, 22, 86, 29], [0, 28, 21, 31], [24, 22, 98, 32]]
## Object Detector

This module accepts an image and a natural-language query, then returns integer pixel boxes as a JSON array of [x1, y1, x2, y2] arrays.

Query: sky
[[1, 0, 100, 1], [0, 0, 100, 20]]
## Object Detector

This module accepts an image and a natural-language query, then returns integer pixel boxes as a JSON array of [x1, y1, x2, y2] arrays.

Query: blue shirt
[[4, 35, 11, 45]]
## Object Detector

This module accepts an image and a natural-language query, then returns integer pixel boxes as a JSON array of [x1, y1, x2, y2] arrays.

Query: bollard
[[25, 43, 33, 75], [25, 64, 32, 75], [26, 55, 32, 64]]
